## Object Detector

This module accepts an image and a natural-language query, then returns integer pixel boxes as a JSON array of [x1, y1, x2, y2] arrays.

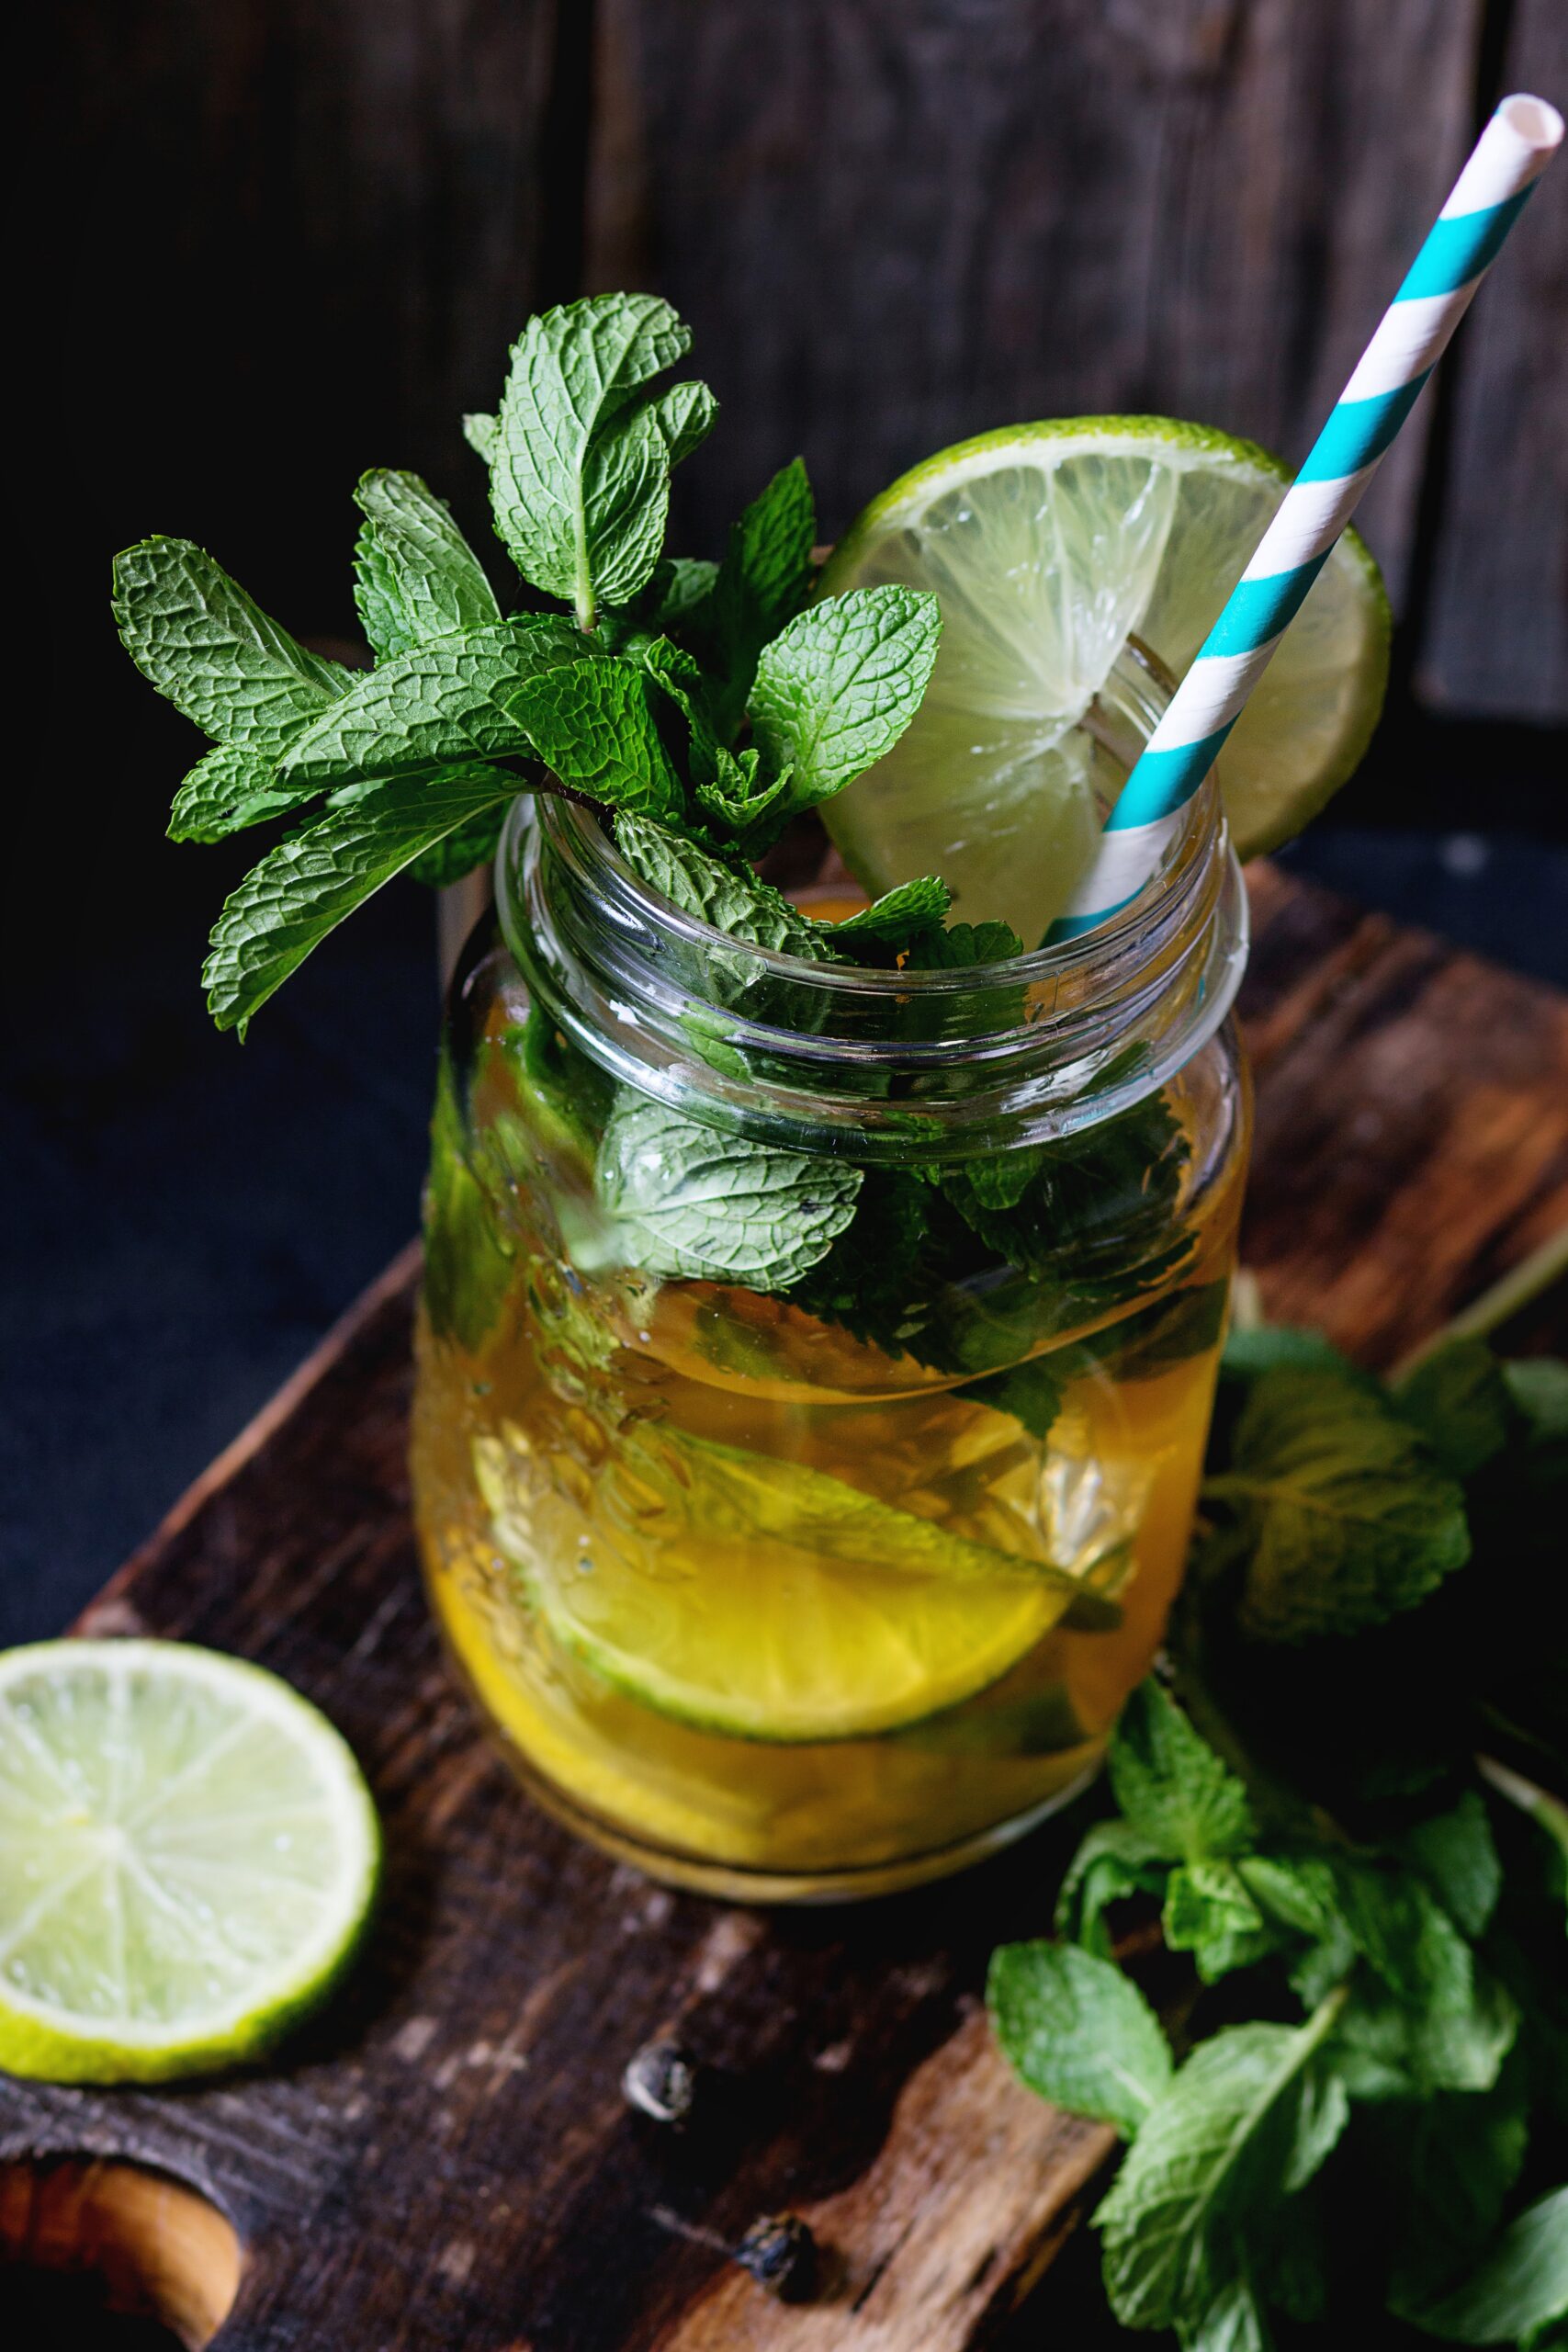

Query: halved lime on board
[[819, 419, 1392, 941], [0, 1640, 380, 2083]]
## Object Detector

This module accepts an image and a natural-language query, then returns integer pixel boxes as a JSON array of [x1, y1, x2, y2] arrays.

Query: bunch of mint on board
[[110, 288, 991, 1037], [988, 1317, 1568, 2350]]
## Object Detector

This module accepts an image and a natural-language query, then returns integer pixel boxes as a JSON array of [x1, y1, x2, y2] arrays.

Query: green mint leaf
[[987, 1939, 1173, 2137], [633, 634, 788, 837], [406, 804, 507, 888], [507, 652, 683, 819], [487, 293, 706, 620], [1382, 2066, 1530, 2320], [1405, 2186, 1568, 2346], [1323, 1854, 1477, 2015], [167, 743, 318, 843], [1395, 1791, 1504, 1939], [614, 815, 823, 958], [203, 763, 517, 1033], [1096, 2003, 1349, 2333], [786, 1168, 936, 1360], [1395, 1337, 1517, 1479], [1178, 2276, 1273, 2352], [1073, 1280, 1232, 1385], [702, 457, 818, 737], [825, 876, 953, 959], [596, 1092, 861, 1288], [354, 469, 502, 645], [1219, 1324, 1362, 1385], [422, 1050, 514, 1349], [906, 918, 1025, 968], [462, 412, 497, 461], [965, 1354, 1064, 1442], [1107, 1679, 1256, 1865], [1055, 1817, 1172, 1957], [279, 616, 592, 781], [746, 585, 941, 838], [1329, 1952, 1517, 2098], [1201, 1367, 1471, 1642], [648, 378, 718, 469], [113, 537, 349, 753], [352, 519, 421, 661], [1163, 1860, 1280, 1984]]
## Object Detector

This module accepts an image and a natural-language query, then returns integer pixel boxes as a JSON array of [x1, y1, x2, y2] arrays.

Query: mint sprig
[[988, 1315, 1568, 2350]]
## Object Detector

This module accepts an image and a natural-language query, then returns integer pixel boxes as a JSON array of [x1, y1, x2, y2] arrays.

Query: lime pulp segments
[[0, 1639, 380, 2083], [819, 418, 1391, 941]]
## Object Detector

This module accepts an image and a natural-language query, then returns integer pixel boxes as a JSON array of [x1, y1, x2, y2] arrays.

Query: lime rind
[[0, 1639, 381, 2084]]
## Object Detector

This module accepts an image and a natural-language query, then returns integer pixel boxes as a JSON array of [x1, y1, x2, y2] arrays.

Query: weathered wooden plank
[[3, 869, 1565, 2348], [1416, 0, 1568, 721], [587, 0, 1482, 608]]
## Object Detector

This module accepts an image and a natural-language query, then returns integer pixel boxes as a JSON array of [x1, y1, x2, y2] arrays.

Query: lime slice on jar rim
[[818, 417, 1391, 944], [0, 1639, 380, 2083]]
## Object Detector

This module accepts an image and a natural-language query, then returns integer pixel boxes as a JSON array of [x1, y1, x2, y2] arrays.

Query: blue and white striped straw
[[1049, 92, 1563, 945]]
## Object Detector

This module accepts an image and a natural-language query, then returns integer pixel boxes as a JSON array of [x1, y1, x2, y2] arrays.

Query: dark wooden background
[[7, 0, 1566, 1647]]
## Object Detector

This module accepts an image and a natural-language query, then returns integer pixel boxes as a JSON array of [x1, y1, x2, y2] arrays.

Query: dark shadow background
[[6, 0, 1566, 1644]]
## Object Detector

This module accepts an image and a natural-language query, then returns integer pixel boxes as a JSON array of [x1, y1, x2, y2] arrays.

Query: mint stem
[[1394, 1223, 1568, 1378]]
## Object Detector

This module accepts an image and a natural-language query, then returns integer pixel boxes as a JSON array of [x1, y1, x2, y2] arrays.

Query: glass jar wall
[[411, 645, 1251, 1899]]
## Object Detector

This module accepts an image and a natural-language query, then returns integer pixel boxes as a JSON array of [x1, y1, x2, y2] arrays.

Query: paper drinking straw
[[1048, 93, 1564, 944]]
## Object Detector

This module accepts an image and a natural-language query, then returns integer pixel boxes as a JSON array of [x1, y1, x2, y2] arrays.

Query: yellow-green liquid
[[411, 1158, 1239, 1894]]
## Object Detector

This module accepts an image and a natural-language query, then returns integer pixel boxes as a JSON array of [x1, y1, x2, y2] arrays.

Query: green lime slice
[[819, 418, 1391, 940], [0, 1639, 380, 2084], [472, 1424, 1104, 1744]]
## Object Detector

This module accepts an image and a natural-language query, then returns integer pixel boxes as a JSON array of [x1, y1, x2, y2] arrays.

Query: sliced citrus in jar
[[0, 1639, 380, 2083], [819, 418, 1391, 942], [474, 1422, 1115, 1744]]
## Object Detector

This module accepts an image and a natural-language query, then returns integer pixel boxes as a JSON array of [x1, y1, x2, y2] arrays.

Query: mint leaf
[[1055, 1816, 1172, 1957], [203, 763, 517, 1033], [462, 412, 497, 462], [1107, 1680, 1256, 1864], [407, 805, 507, 888], [1201, 1367, 1471, 1642], [1096, 2004, 1349, 2333], [167, 742, 318, 843], [353, 519, 420, 661], [701, 456, 817, 736], [422, 1051, 513, 1349], [354, 469, 502, 645], [1323, 1855, 1477, 2015], [1382, 2068, 1530, 2319], [614, 815, 822, 957], [113, 537, 349, 752], [596, 1093, 860, 1287], [507, 653, 683, 819], [1163, 1860, 1279, 1984], [1396, 1338, 1517, 1479], [1179, 2276, 1272, 2352], [966, 1354, 1064, 1442], [987, 1939, 1173, 2136], [1395, 1792, 1504, 1939], [1219, 1324, 1362, 1385], [487, 293, 710, 622], [746, 585, 941, 839], [907, 918, 1025, 968], [825, 876, 952, 959], [280, 616, 591, 781], [1330, 1955, 1517, 2098], [1407, 2186, 1568, 2345], [648, 378, 718, 469]]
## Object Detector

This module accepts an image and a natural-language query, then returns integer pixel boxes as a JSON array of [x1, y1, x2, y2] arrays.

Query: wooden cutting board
[[4, 865, 1566, 2351]]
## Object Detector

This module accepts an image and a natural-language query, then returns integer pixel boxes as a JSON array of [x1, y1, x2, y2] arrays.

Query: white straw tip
[[1496, 94, 1564, 154]]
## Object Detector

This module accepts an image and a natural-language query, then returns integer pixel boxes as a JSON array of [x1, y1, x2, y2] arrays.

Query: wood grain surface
[[4, 868, 1566, 2350], [588, 0, 1483, 614]]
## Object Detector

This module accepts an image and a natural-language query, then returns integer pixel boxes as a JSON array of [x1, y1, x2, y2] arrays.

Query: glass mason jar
[[411, 642, 1251, 1901]]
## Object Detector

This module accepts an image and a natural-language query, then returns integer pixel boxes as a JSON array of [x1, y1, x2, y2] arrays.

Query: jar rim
[[493, 637, 1249, 1157]]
